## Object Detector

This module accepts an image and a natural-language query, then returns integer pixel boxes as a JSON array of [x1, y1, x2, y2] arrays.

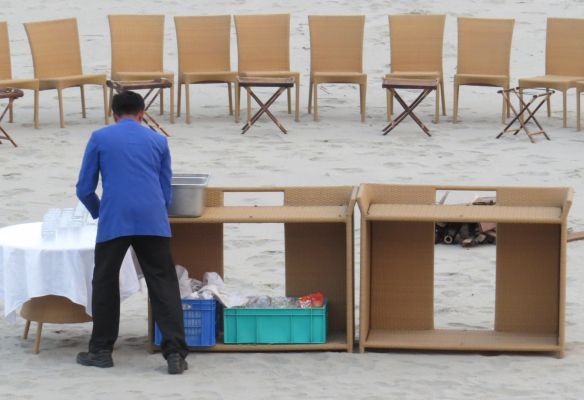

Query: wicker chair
[[308, 15, 367, 122], [234, 14, 300, 122], [520, 18, 584, 129], [0, 22, 39, 128], [108, 15, 174, 122], [23, 18, 108, 128], [387, 14, 446, 123], [453, 17, 515, 123], [175, 15, 236, 123]]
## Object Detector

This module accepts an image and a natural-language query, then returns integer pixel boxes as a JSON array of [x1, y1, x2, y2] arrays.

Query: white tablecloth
[[0, 222, 141, 323]]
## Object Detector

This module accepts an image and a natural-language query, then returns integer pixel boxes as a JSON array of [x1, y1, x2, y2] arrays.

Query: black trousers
[[89, 235, 188, 359]]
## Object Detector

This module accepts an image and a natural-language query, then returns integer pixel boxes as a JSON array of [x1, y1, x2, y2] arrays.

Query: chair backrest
[[0, 22, 12, 80], [24, 18, 83, 79], [308, 15, 365, 74], [389, 14, 445, 74], [457, 17, 514, 76], [175, 15, 231, 75], [234, 14, 290, 73], [108, 14, 165, 75], [546, 18, 584, 76]]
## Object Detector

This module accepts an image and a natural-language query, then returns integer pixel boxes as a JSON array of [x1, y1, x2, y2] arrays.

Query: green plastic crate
[[223, 302, 327, 344]]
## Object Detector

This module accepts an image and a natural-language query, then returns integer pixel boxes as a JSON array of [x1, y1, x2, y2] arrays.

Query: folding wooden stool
[[381, 78, 438, 137], [107, 79, 172, 136], [238, 77, 294, 134], [497, 87, 553, 143]]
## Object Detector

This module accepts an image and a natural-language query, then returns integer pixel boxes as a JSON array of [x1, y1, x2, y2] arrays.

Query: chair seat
[[518, 75, 584, 91], [39, 74, 107, 90], [312, 72, 367, 84], [239, 71, 300, 81], [387, 71, 441, 81], [181, 71, 237, 84], [455, 73, 508, 87], [112, 71, 175, 83], [0, 78, 39, 90]]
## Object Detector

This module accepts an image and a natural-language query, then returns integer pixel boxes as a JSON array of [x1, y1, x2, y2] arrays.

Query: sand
[[1, 0, 584, 399]]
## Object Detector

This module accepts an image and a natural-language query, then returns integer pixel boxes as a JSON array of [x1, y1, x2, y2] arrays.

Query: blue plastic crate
[[223, 302, 327, 344], [154, 299, 217, 347]]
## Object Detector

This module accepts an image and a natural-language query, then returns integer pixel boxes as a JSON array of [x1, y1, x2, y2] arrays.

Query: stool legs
[[8, 101, 13, 123], [34, 322, 43, 354], [23, 320, 30, 340]]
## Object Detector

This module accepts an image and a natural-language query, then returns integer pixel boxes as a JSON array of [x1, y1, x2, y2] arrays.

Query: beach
[[1, 0, 584, 398]]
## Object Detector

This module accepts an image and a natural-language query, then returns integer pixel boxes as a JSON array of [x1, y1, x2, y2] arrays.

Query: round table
[[0, 222, 141, 352]]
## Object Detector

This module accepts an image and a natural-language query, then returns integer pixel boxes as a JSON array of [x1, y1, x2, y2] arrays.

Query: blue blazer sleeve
[[160, 139, 172, 209], [76, 133, 101, 219]]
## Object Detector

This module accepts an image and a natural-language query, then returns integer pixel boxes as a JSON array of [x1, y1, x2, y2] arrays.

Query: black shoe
[[76, 350, 114, 368], [167, 353, 188, 375]]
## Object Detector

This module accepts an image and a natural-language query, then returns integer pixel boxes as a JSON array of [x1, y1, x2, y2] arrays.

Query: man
[[75, 91, 188, 374]]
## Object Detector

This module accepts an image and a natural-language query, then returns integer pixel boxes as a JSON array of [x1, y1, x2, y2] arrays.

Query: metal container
[[168, 174, 209, 217]]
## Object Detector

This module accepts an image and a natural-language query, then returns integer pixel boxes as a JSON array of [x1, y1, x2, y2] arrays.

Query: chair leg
[[159, 88, 164, 116], [34, 322, 43, 354], [23, 320, 31, 339], [453, 83, 460, 123], [108, 87, 114, 117], [434, 84, 440, 124], [177, 82, 182, 118], [102, 84, 109, 125], [295, 78, 300, 122], [562, 90, 567, 128], [57, 88, 65, 128], [519, 88, 524, 124], [186, 83, 191, 125], [246, 90, 251, 123], [228, 82, 234, 116], [308, 79, 313, 114], [8, 101, 13, 123], [501, 85, 507, 124], [440, 79, 446, 116], [386, 89, 391, 121], [314, 82, 319, 122], [546, 88, 551, 117], [170, 85, 175, 124], [578, 90, 581, 132], [287, 87, 292, 114], [235, 81, 240, 123], [360, 83, 366, 123], [80, 85, 86, 118], [33, 89, 39, 129]]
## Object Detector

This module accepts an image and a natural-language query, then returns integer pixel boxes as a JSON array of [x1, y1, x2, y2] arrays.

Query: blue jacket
[[76, 119, 172, 243]]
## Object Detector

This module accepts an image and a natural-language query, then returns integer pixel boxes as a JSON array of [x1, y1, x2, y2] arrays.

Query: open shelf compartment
[[149, 186, 357, 352], [357, 184, 572, 356]]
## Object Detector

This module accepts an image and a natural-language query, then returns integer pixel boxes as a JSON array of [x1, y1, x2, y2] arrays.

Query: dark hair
[[112, 91, 145, 116]]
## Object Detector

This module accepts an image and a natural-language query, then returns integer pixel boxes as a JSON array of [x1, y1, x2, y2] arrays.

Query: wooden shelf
[[152, 332, 349, 352], [363, 329, 559, 352], [366, 204, 562, 224], [170, 206, 349, 224]]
